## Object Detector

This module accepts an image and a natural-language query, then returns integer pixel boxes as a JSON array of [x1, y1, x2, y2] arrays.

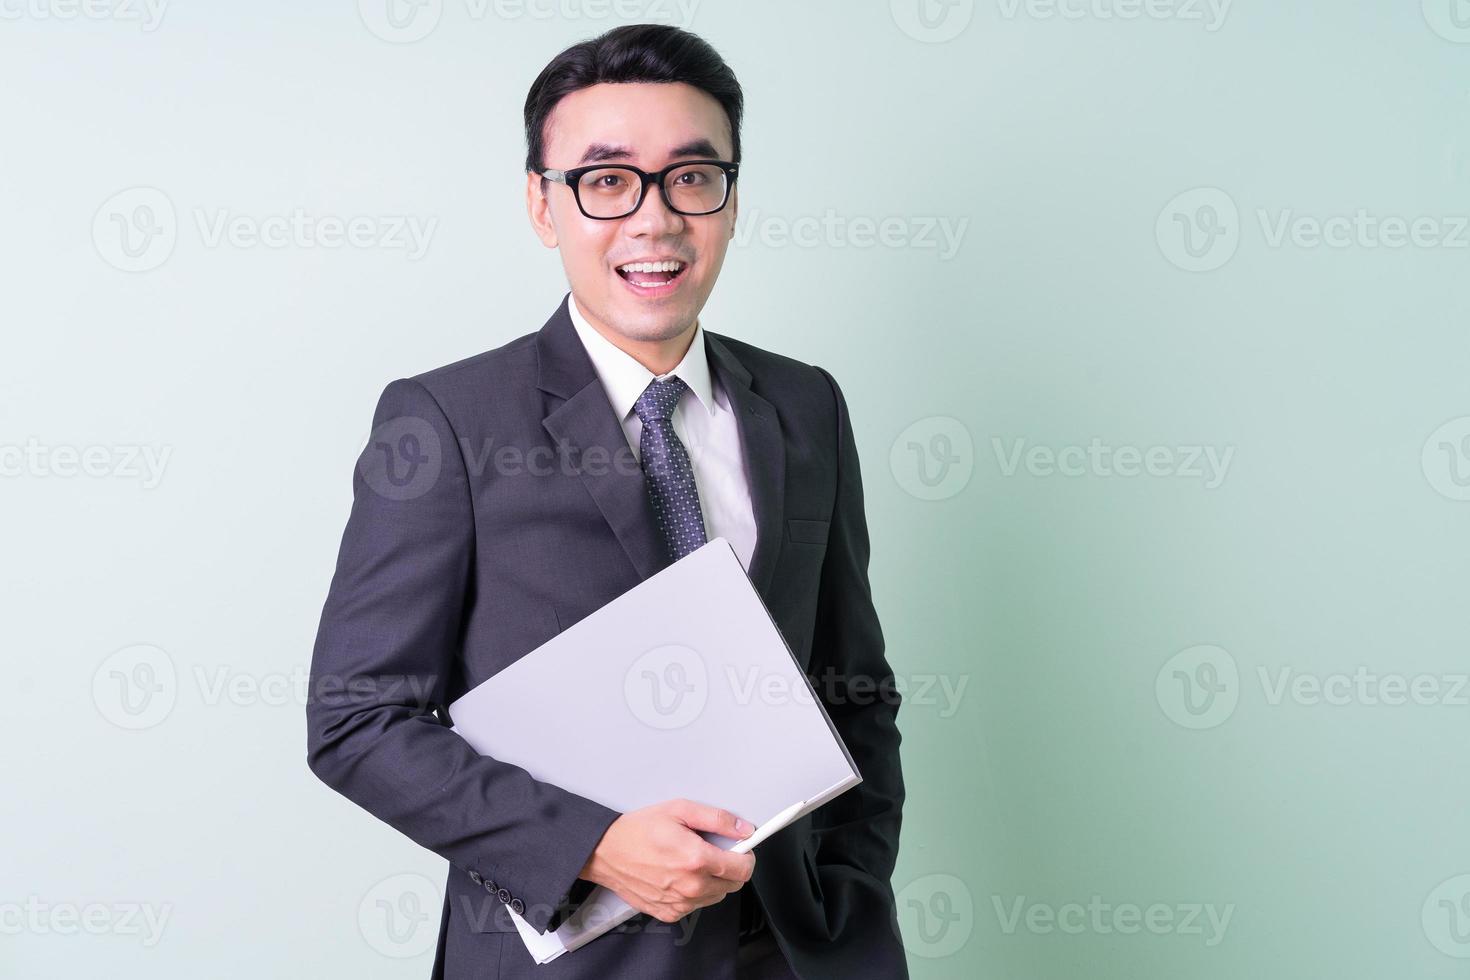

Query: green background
[[3, 1, 1468, 977]]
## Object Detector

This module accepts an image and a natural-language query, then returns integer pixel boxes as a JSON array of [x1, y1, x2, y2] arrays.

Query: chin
[[611, 305, 697, 342]]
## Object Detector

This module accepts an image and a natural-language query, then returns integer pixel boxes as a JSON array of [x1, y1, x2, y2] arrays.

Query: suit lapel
[[534, 295, 786, 602], [537, 296, 668, 583]]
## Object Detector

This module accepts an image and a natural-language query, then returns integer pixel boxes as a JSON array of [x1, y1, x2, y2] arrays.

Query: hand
[[578, 798, 756, 924]]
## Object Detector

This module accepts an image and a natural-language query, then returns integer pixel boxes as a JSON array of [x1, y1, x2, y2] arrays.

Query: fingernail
[[735, 819, 752, 834]]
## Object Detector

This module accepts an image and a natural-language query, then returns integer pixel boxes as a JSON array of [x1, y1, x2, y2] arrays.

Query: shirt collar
[[565, 290, 717, 421]]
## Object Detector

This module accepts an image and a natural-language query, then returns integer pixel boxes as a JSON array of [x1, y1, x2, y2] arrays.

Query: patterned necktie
[[633, 375, 709, 562]]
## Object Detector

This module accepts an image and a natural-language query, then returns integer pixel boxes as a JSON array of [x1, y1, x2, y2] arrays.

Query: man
[[306, 24, 907, 980]]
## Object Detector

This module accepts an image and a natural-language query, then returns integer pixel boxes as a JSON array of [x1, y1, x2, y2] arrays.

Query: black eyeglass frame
[[537, 159, 740, 220]]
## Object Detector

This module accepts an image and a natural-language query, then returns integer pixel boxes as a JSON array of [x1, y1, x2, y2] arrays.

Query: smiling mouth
[[615, 259, 689, 294]]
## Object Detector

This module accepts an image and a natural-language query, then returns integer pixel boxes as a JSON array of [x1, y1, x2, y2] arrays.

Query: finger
[[672, 799, 752, 839], [694, 840, 755, 882], [714, 875, 747, 896]]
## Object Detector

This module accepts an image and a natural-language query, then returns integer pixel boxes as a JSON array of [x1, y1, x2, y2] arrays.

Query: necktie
[[633, 375, 709, 562]]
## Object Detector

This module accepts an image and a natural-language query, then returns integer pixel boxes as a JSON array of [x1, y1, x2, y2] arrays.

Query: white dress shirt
[[566, 291, 758, 572]]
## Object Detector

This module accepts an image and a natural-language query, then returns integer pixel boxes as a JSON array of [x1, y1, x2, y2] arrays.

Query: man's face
[[527, 81, 738, 345]]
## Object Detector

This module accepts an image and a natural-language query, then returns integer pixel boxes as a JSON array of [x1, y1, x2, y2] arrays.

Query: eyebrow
[[577, 138, 722, 166]]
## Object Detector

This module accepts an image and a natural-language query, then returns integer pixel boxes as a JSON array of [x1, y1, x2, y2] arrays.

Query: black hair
[[523, 24, 744, 179]]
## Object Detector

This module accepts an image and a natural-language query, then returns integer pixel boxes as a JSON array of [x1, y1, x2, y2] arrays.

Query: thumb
[[671, 799, 753, 839]]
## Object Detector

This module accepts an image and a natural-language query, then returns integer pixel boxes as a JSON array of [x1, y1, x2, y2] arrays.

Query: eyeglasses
[[538, 159, 739, 220]]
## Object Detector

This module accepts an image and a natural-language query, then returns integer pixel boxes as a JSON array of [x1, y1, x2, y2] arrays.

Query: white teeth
[[618, 260, 684, 273]]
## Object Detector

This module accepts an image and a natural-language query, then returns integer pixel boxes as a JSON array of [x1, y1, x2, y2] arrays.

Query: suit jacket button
[[468, 871, 482, 886], [484, 879, 497, 894], [497, 888, 511, 904], [510, 898, 525, 915]]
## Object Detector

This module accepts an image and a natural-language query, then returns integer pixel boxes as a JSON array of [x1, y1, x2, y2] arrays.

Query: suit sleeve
[[305, 377, 620, 934], [809, 366, 906, 889]]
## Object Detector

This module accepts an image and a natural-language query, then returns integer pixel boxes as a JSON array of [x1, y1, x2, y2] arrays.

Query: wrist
[[579, 824, 616, 887]]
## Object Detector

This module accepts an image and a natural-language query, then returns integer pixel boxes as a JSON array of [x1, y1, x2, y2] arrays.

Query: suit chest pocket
[[786, 518, 830, 547]]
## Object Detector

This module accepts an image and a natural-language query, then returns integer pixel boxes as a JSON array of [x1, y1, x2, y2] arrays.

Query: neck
[[574, 295, 698, 376]]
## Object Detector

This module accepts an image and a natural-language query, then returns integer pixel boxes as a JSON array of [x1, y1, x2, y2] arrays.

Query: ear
[[727, 183, 738, 239], [526, 171, 558, 248]]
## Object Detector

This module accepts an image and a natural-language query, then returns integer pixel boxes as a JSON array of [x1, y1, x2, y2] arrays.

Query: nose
[[623, 177, 685, 237]]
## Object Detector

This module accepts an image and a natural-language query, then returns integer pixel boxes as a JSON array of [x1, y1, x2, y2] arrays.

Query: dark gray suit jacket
[[306, 295, 908, 979]]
